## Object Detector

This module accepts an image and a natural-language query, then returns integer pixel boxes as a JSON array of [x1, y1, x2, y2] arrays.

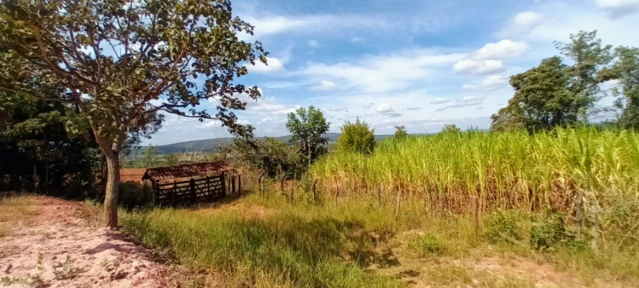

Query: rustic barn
[[142, 161, 239, 206], [120, 168, 147, 184]]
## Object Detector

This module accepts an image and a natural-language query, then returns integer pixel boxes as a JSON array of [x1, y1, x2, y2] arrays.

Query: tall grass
[[310, 127, 639, 213]]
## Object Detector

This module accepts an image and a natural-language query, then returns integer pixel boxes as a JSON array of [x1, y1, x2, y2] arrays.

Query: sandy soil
[[0, 197, 174, 288]]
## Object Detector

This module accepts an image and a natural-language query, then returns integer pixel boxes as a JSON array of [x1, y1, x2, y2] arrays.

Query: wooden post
[[290, 180, 295, 204], [231, 175, 236, 194], [591, 204, 598, 251], [575, 192, 584, 240], [377, 186, 381, 208], [280, 175, 286, 194], [33, 165, 38, 192], [312, 180, 318, 203], [258, 171, 266, 194], [221, 172, 226, 196], [237, 175, 242, 196], [154, 180, 160, 205], [335, 184, 339, 207], [395, 189, 402, 221], [190, 178, 196, 204], [471, 196, 479, 236]]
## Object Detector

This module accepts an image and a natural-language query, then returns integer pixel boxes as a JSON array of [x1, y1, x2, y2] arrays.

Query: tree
[[598, 47, 639, 129], [222, 137, 300, 177], [335, 118, 375, 154], [394, 126, 408, 139], [555, 30, 613, 121], [491, 57, 578, 132], [0, 0, 266, 227], [441, 124, 461, 133], [0, 91, 102, 196], [163, 153, 180, 167], [286, 106, 330, 166], [141, 146, 159, 168]]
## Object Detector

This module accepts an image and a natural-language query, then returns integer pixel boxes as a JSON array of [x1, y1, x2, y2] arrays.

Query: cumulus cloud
[[481, 75, 509, 90], [498, 11, 544, 37], [375, 103, 394, 113], [246, 57, 285, 74], [363, 103, 374, 108], [474, 40, 529, 60], [453, 59, 505, 75], [319, 80, 336, 90], [595, 0, 639, 19]]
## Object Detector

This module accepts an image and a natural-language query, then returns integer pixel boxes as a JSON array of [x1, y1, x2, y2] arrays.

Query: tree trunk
[[104, 152, 120, 228]]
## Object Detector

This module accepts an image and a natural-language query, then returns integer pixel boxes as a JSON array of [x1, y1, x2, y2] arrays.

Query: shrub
[[530, 209, 566, 251], [483, 210, 523, 244], [394, 126, 408, 139], [411, 234, 444, 256], [335, 118, 375, 154]]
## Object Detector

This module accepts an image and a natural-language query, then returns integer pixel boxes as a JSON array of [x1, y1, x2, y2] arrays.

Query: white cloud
[[453, 59, 504, 75], [474, 40, 529, 60], [436, 96, 484, 111], [351, 37, 363, 43], [462, 84, 478, 91], [237, 119, 251, 125], [430, 98, 451, 104], [247, 57, 285, 74], [203, 121, 220, 128], [363, 103, 374, 108], [596, 0, 639, 19], [498, 11, 544, 37], [481, 75, 509, 90], [375, 103, 394, 113], [298, 49, 466, 94], [308, 39, 319, 47], [320, 80, 336, 90]]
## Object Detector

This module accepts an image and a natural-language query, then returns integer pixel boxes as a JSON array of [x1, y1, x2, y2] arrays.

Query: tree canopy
[[286, 106, 330, 166], [0, 0, 266, 227], [335, 118, 375, 154]]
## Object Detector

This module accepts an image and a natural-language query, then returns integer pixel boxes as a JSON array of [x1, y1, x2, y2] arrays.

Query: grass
[[116, 190, 639, 287], [310, 127, 639, 213], [0, 194, 38, 237]]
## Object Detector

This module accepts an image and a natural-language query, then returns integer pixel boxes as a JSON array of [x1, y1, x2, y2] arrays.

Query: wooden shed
[[141, 161, 238, 206]]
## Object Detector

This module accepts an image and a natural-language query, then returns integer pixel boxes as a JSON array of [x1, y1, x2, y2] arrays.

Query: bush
[[411, 234, 444, 256], [335, 118, 375, 154], [483, 210, 523, 244], [394, 126, 408, 139], [530, 209, 566, 251]]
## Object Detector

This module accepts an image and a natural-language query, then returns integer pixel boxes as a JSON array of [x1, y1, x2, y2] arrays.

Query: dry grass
[[0, 193, 38, 237]]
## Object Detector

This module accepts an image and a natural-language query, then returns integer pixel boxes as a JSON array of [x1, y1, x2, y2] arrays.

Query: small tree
[[394, 126, 408, 139], [286, 106, 330, 166], [0, 1, 266, 227], [141, 146, 159, 168], [163, 153, 180, 167], [335, 118, 375, 154], [441, 124, 461, 133], [598, 46, 639, 129]]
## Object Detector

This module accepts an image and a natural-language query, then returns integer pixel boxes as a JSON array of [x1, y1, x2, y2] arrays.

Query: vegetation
[[394, 126, 408, 139], [0, 0, 265, 227], [222, 137, 301, 177], [286, 106, 330, 167], [441, 124, 461, 133], [335, 119, 376, 154]]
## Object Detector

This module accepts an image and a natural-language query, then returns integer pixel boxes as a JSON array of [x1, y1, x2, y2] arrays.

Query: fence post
[[238, 175, 242, 196], [290, 180, 295, 204], [312, 179, 318, 203], [221, 172, 226, 196], [258, 171, 266, 195], [395, 189, 402, 221], [591, 204, 598, 251], [471, 196, 479, 236], [190, 178, 196, 204], [377, 186, 381, 208], [280, 175, 286, 194], [231, 175, 236, 194], [154, 180, 160, 205], [575, 192, 584, 240], [335, 184, 339, 207]]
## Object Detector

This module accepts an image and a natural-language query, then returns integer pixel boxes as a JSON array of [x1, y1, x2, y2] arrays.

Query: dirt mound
[[0, 197, 174, 287]]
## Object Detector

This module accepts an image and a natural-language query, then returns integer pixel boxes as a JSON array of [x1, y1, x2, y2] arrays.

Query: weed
[[410, 234, 445, 257], [483, 210, 524, 244], [530, 209, 566, 251], [53, 255, 87, 280]]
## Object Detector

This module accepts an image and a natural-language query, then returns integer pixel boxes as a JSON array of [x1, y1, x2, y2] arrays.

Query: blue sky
[[146, 0, 639, 145]]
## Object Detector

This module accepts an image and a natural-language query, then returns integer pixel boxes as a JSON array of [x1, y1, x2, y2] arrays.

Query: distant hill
[[137, 133, 396, 155]]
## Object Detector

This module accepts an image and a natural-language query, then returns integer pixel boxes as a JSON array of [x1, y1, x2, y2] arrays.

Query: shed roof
[[142, 161, 234, 181], [120, 168, 147, 184]]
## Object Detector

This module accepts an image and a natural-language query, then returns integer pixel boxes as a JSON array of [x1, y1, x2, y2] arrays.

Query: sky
[[145, 0, 639, 145]]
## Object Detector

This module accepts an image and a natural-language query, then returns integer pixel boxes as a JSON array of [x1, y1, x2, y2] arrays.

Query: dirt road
[[0, 196, 174, 288]]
